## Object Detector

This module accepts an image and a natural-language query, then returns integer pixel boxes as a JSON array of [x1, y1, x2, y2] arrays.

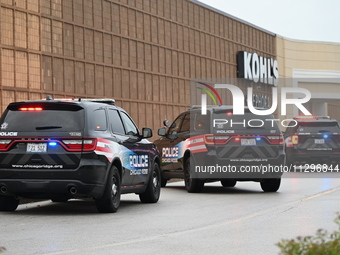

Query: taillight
[[267, 135, 284, 145], [61, 139, 97, 151], [0, 139, 12, 151], [204, 135, 215, 145], [204, 135, 230, 145], [214, 136, 230, 145], [83, 139, 97, 150]]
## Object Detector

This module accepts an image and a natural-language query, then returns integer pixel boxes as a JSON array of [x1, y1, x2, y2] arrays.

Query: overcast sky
[[197, 0, 340, 43]]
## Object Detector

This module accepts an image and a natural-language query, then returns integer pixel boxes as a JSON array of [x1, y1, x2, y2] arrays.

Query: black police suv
[[0, 97, 161, 213], [284, 116, 340, 166], [154, 106, 285, 193]]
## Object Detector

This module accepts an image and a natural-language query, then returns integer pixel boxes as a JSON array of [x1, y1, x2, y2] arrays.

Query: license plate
[[241, 138, 256, 146], [27, 143, 47, 153], [315, 139, 325, 144]]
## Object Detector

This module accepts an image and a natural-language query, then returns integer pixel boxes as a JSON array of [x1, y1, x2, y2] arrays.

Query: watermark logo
[[198, 83, 311, 116], [196, 82, 223, 114]]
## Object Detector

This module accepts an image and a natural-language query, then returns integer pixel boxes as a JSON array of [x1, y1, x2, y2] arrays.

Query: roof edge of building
[[190, 0, 276, 36], [277, 35, 340, 46]]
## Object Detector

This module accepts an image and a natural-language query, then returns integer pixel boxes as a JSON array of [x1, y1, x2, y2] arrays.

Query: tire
[[51, 197, 69, 203], [95, 166, 121, 213], [260, 178, 281, 192], [160, 177, 167, 187], [184, 158, 204, 193], [221, 180, 237, 187], [0, 195, 19, 212], [139, 163, 161, 203]]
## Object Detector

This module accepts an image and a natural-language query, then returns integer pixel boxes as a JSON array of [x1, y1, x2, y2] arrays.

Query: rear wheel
[[51, 196, 69, 203], [95, 166, 121, 213], [0, 195, 19, 212], [260, 178, 281, 192], [221, 180, 237, 187], [139, 163, 161, 203], [184, 158, 204, 193]]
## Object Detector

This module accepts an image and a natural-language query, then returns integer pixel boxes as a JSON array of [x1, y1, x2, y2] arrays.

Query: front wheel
[[184, 158, 204, 193], [260, 178, 281, 192], [0, 195, 19, 212], [95, 166, 121, 213], [139, 163, 161, 203]]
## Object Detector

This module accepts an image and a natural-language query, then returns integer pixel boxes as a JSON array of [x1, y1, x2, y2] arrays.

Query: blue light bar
[[323, 134, 329, 139], [49, 142, 57, 146], [256, 137, 261, 141]]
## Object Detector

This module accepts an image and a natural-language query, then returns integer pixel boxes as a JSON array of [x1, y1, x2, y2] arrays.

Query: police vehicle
[[0, 97, 161, 213], [284, 116, 340, 166], [155, 106, 285, 193]]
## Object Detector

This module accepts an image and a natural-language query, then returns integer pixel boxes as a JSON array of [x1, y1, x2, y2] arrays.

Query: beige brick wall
[[276, 36, 340, 121], [0, 0, 276, 139]]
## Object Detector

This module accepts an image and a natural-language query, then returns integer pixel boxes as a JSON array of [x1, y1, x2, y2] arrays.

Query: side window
[[120, 112, 139, 136], [179, 114, 190, 132], [94, 109, 107, 131], [108, 109, 125, 135], [168, 115, 184, 135], [194, 113, 210, 131], [285, 123, 297, 136]]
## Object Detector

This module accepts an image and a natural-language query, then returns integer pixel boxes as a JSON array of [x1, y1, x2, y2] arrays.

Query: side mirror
[[158, 127, 166, 136], [142, 127, 153, 138], [163, 119, 170, 127]]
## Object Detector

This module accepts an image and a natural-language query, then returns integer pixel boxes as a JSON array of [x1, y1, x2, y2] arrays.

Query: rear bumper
[[286, 149, 340, 164], [0, 159, 108, 199]]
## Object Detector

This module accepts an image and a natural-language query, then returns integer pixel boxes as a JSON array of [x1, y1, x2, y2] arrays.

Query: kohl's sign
[[237, 51, 279, 86]]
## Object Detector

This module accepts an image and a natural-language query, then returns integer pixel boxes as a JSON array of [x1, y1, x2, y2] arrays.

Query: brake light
[[294, 116, 317, 120], [266, 135, 284, 145], [19, 107, 43, 111], [0, 139, 12, 151], [61, 139, 97, 151], [204, 135, 230, 145]]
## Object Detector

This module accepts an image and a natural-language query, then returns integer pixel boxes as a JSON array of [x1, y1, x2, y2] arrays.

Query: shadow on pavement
[[10, 198, 143, 216]]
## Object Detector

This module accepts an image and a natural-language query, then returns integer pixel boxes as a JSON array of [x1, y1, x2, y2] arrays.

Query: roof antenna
[[46, 95, 53, 100]]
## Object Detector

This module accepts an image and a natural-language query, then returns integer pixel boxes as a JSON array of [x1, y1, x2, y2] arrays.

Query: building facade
[[276, 36, 340, 121], [0, 0, 277, 137]]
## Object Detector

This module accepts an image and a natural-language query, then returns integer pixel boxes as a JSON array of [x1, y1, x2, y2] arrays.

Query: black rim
[[111, 173, 119, 206], [152, 167, 160, 195]]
